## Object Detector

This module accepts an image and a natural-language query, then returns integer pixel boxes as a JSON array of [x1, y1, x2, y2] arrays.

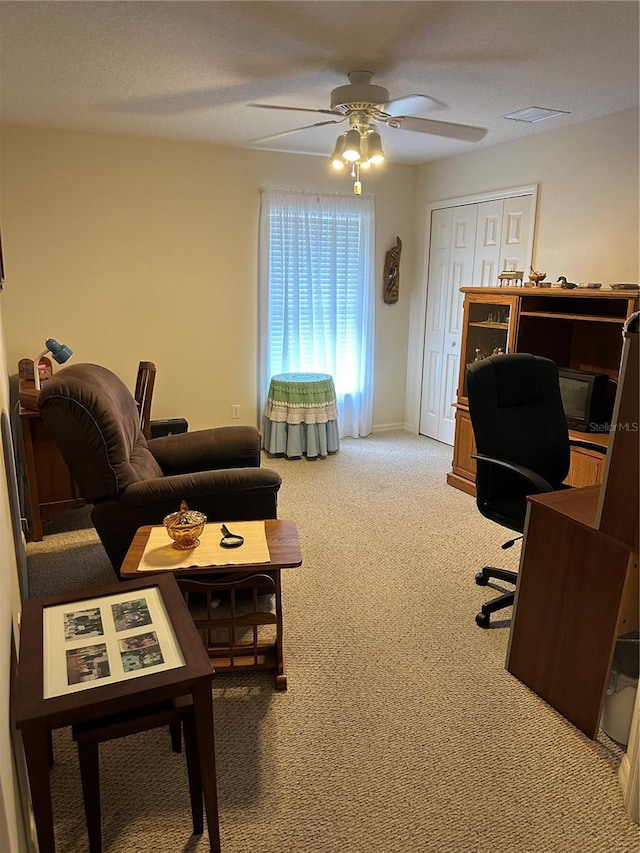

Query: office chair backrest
[[467, 354, 570, 526], [38, 363, 164, 503]]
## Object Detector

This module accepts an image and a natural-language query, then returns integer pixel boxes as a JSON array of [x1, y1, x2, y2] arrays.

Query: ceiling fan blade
[[389, 116, 487, 142], [383, 94, 440, 116], [250, 118, 346, 145], [249, 103, 337, 117]]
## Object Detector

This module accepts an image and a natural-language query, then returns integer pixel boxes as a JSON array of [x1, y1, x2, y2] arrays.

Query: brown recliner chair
[[38, 363, 282, 573]]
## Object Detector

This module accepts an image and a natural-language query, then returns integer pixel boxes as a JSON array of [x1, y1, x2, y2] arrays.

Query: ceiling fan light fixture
[[359, 136, 371, 168], [342, 128, 362, 162], [330, 135, 346, 168], [367, 131, 385, 164]]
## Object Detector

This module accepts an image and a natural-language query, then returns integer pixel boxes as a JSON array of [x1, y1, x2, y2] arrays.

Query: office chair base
[[476, 612, 490, 629], [475, 567, 517, 628], [475, 566, 518, 586]]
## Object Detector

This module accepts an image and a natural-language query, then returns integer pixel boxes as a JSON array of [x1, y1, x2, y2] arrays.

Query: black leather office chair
[[466, 353, 607, 628]]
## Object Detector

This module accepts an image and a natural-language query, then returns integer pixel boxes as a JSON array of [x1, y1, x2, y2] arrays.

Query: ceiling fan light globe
[[342, 128, 362, 162], [330, 135, 346, 158], [331, 159, 345, 170], [367, 131, 385, 164]]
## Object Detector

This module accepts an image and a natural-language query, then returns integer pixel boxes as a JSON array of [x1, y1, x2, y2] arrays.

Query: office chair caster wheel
[[475, 571, 489, 586], [475, 612, 490, 629]]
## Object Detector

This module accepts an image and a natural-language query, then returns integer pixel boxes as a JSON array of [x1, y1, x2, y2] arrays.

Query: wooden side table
[[15, 574, 221, 853], [263, 373, 339, 458], [120, 519, 302, 690]]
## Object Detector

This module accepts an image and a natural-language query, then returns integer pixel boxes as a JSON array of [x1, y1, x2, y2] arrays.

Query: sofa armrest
[[147, 425, 262, 474]]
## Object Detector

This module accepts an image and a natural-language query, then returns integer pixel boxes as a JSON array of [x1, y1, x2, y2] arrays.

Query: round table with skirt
[[263, 373, 340, 459]]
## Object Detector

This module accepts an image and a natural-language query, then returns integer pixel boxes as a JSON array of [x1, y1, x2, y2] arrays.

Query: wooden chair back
[[134, 361, 156, 440]]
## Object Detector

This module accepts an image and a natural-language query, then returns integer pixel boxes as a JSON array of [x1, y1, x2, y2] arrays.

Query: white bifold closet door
[[419, 194, 534, 445]]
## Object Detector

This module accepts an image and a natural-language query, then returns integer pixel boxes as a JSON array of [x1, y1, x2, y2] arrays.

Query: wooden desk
[[15, 574, 221, 853], [506, 487, 638, 738], [120, 519, 302, 690], [20, 406, 85, 540], [507, 325, 639, 739]]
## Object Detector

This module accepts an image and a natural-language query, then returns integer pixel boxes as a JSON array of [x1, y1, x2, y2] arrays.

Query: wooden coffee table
[[120, 519, 302, 690]]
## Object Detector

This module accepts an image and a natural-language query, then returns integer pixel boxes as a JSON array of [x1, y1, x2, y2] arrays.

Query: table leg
[[191, 682, 221, 853], [76, 739, 103, 853], [22, 723, 56, 852], [273, 569, 287, 691]]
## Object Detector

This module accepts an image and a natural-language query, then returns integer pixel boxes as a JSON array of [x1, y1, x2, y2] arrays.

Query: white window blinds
[[259, 189, 375, 438]]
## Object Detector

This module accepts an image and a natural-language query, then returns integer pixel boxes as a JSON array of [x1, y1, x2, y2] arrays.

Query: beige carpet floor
[[26, 431, 638, 853]]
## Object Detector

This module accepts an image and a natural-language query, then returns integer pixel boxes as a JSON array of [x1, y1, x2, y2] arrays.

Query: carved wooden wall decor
[[383, 236, 402, 304]]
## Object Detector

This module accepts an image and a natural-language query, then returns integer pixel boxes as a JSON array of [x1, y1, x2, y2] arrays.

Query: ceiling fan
[[249, 70, 488, 145]]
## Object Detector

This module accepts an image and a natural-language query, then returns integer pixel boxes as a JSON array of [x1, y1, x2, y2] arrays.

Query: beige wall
[[406, 108, 640, 429], [0, 125, 417, 432], [0, 109, 637, 435]]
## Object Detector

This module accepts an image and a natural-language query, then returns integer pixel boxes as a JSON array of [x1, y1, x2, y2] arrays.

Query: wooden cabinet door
[[447, 407, 477, 495], [565, 445, 605, 488]]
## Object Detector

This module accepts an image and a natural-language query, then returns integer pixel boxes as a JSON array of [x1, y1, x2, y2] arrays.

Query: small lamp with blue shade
[[33, 338, 73, 389]]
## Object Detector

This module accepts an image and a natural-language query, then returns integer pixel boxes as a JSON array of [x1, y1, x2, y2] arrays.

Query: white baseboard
[[370, 423, 411, 433]]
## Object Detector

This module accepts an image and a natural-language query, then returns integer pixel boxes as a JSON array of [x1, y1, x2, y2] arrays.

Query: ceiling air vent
[[502, 107, 571, 123]]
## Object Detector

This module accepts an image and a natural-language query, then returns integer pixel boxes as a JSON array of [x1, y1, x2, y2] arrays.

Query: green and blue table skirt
[[263, 373, 339, 459]]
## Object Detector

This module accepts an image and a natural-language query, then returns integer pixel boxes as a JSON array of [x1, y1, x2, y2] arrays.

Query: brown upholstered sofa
[[38, 363, 281, 573]]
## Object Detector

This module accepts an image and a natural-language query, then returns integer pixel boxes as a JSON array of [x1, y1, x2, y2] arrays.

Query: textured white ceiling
[[0, 1, 638, 164]]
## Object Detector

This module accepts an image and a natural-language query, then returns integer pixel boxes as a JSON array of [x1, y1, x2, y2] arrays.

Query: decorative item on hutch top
[[528, 267, 546, 286], [557, 275, 578, 289], [498, 269, 524, 286]]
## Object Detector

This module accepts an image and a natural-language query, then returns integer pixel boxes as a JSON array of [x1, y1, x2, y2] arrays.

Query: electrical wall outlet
[[231, 404, 241, 419]]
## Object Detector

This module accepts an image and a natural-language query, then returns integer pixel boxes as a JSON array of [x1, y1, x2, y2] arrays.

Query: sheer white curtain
[[259, 189, 375, 438]]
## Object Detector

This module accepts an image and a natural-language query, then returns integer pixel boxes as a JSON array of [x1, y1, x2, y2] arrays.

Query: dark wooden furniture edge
[[15, 574, 212, 729]]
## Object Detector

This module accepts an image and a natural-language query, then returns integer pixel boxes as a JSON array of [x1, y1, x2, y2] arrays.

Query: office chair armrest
[[471, 454, 555, 493], [147, 425, 262, 474], [568, 438, 608, 455]]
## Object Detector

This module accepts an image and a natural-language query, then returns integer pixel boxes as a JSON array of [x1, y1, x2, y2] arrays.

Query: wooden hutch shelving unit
[[448, 286, 638, 495]]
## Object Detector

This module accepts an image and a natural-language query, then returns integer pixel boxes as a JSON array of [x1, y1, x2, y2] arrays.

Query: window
[[259, 189, 375, 438]]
